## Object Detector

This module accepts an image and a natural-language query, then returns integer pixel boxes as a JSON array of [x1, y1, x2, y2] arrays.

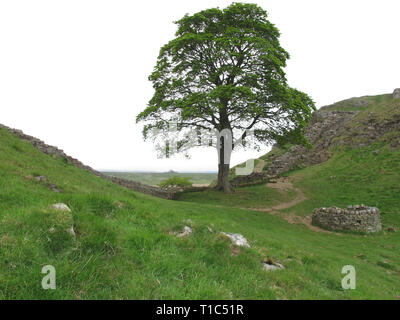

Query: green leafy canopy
[[137, 2, 316, 157]]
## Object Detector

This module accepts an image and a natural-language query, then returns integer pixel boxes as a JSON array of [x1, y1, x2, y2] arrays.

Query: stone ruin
[[312, 205, 382, 233]]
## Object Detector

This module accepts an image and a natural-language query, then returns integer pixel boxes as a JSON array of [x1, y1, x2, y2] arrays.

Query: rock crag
[[265, 92, 400, 176]]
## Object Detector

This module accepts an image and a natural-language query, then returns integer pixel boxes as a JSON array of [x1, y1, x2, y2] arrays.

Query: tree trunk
[[216, 163, 233, 193], [215, 131, 233, 193]]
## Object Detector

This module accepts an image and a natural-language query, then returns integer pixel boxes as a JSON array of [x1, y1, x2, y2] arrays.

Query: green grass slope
[[178, 183, 298, 209], [1, 112, 400, 299], [280, 95, 400, 225], [178, 95, 400, 299]]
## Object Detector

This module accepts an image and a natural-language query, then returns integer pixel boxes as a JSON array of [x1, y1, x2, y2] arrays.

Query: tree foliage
[[137, 2, 315, 191], [158, 176, 193, 188]]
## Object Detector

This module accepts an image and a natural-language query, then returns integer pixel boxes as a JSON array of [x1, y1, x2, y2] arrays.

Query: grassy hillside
[[178, 183, 297, 209], [318, 93, 392, 112], [231, 93, 399, 176], [1, 92, 400, 299], [178, 95, 400, 298]]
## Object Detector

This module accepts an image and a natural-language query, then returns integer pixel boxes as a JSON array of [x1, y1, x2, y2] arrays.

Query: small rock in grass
[[51, 203, 71, 212], [220, 232, 250, 248], [49, 184, 61, 193], [66, 225, 76, 237], [176, 226, 192, 238], [34, 175, 47, 182], [262, 261, 285, 272]]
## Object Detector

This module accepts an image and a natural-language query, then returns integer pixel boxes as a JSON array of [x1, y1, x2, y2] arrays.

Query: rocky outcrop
[[0, 123, 178, 200], [265, 92, 400, 176], [312, 205, 382, 233], [266, 110, 358, 175]]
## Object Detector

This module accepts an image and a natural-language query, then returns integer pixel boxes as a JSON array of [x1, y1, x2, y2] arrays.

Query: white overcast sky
[[0, 0, 399, 172]]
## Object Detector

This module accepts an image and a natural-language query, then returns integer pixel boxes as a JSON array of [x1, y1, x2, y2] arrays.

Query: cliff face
[[265, 110, 357, 175], [262, 90, 400, 176]]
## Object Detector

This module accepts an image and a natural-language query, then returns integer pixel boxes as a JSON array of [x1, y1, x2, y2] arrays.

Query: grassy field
[[101, 171, 216, 186], [1, 113, 400, 299], [178, 142, 400, 299], [178, 183, 297, 209]]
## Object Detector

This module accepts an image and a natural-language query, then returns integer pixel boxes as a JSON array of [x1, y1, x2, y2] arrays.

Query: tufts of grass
[[1, 91, 400, 301]]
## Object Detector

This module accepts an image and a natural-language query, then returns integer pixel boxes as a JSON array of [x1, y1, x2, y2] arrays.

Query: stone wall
[[230, 172, 270, 187], [312, 205, 382, 233], [102, 175, 178, 199], [0, 123, 178, 200]]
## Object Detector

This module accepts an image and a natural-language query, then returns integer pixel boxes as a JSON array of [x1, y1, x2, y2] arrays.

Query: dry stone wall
[[230, 172, 270, 187], [312, 205, 382, 233]]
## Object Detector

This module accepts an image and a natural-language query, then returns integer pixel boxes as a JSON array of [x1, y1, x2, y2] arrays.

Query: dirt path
[[249, 177, 334, 234], [263, 177, 307, 210]]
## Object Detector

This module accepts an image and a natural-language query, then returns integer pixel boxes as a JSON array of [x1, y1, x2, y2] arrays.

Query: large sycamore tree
[[137, 2, 315, 193]]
